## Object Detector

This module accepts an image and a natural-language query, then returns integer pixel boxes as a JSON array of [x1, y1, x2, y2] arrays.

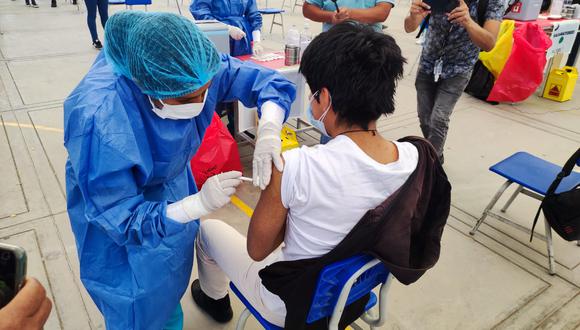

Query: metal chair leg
[[470, 180, 513, 235], [501, 185, 523, 213], [235, 308, 251, 330], [544, 219, 556, 275], [279, 14, 285, 37], [269, 15, 274, 34]]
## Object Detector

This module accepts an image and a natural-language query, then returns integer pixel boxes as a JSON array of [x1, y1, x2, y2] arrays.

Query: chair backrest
[[306, 254, 389, 324], [125, 0, 151, 5]]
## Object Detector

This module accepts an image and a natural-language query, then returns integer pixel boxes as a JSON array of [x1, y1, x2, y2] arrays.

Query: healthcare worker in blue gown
[[63, 11, 295, 330], [190, 0, 263, 57]]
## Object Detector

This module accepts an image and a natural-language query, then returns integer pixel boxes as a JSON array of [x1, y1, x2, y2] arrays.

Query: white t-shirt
[[279, 136, 418, 262]]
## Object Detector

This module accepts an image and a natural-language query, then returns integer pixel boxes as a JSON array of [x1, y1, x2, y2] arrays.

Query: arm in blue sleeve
[[215, 55, 296, 121], [190, 0, 217, 20], [67, 130, 181, 248], [246, 0, 263, 31]]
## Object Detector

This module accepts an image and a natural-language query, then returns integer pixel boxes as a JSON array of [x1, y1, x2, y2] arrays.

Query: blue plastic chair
[[109, 0, 150, 10], [230, 254, 392, 330], [259, 8, 285, 35], [470, 151, 580, 274]]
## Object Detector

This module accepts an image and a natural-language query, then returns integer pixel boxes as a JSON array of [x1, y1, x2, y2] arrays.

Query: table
[[234, 52, 309, 144]]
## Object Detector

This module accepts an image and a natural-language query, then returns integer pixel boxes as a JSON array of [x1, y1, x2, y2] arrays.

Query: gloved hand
[[228, 26, 246, 41], [252, 30, 263, 56], [166, 171, 242, 222], [253, 42, 264, 57], [253, 101, 285, 190]]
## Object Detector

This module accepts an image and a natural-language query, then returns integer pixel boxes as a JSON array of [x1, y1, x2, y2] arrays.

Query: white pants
[[196, 219, 286, 326]]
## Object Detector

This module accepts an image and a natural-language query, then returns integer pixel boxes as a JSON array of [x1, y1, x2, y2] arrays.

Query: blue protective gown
[[190, 0, 262, 56], [64, 52, 295, 330]]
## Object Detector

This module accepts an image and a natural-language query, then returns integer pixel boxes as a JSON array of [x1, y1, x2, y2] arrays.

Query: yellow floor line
[[1, 121, 64, 133], [231, 195, 254, 218]]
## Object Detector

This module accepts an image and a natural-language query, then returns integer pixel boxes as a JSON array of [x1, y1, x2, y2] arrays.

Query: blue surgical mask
[[307, 91, 332, 137]]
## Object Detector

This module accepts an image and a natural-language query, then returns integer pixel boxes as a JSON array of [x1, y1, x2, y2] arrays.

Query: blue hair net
[[104, 11, 148, 79], [104, 12, 221, 99]]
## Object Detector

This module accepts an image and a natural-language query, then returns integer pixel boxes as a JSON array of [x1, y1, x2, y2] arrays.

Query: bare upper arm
[[247, 163, 288, 261]]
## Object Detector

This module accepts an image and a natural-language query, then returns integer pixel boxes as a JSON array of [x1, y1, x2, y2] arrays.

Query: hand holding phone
[[423, 0, 459, 14], [447, 0, 473, 27], [0, 278, 52, 330], [0, 243, 26, 308], [409, 0, 432, 19]]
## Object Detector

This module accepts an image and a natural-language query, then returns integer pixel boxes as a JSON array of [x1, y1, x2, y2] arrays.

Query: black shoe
[[72, 0, 77, 4], [93, 40, 103, 49], [191, 279, 233, 323], [51, 0, 57, 7]]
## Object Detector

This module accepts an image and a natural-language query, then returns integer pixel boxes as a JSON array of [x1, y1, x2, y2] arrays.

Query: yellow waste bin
[[543, 66, 578, 102], [281, 126, 299, 152]]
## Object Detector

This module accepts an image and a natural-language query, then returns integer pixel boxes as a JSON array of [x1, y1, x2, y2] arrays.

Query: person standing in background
[[84, 0, 108, 49], [190, 0, 264, 56], [24, 0, 39, 9], [303, 0, 395, 32], [404, 0, 504, 163]]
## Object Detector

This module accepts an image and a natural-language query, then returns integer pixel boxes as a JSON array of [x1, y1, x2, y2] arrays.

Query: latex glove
[[252, 30, 262, 43], [253, 101, 285, 190], [228, 26, 246, 41], [166, 171, 242, 222], [253, 41, 264, 57]]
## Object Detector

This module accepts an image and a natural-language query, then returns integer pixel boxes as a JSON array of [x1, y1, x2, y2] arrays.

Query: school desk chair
[[125, 0, 151, 10], [230, 254, 393, 330], [109, 0, 150, 11], [470, 151, 580, 275], [259, 8, 285, 36]]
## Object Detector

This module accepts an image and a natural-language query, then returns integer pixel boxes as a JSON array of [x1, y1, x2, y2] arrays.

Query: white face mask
[[149, 95, 207, 120]]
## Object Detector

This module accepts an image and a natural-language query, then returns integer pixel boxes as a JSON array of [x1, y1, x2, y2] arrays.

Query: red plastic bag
[[487, 23, 552, 103], [190, 113, 242, 190]]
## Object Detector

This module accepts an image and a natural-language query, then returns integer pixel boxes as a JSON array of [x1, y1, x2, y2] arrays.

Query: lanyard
[[434, 25, 455, 82]]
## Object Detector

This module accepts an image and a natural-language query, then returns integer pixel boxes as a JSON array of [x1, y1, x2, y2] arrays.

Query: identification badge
[[434, 59, 443, 82]]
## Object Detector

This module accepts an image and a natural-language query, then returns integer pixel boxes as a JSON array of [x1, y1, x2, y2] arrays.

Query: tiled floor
[[0, 0, 579, 329]]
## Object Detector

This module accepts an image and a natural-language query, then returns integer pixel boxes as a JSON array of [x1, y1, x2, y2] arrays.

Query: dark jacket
[[259, 136, 451, 329]]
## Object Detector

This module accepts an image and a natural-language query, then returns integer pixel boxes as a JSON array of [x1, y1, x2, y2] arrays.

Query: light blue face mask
[[307, 90, 332, 137]]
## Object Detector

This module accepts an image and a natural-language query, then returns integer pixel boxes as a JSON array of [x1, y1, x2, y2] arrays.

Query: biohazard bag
[[190, 113, 243, 190], [487, 23, 552, 103], [480, 20, 516, 79]]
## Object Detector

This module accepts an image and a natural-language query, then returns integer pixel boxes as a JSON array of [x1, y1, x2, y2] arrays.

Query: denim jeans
[[415, 70, 471, 161], [84, 0, 108, 42]]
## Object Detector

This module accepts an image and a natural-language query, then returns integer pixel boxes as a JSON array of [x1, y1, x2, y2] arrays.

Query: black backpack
[[531, 148, 580, 242]]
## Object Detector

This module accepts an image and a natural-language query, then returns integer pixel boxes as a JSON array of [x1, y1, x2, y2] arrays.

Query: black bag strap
[[477, 0, 489, 26], [416, 15, 430, 38], [530, 148, 580, 241]]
